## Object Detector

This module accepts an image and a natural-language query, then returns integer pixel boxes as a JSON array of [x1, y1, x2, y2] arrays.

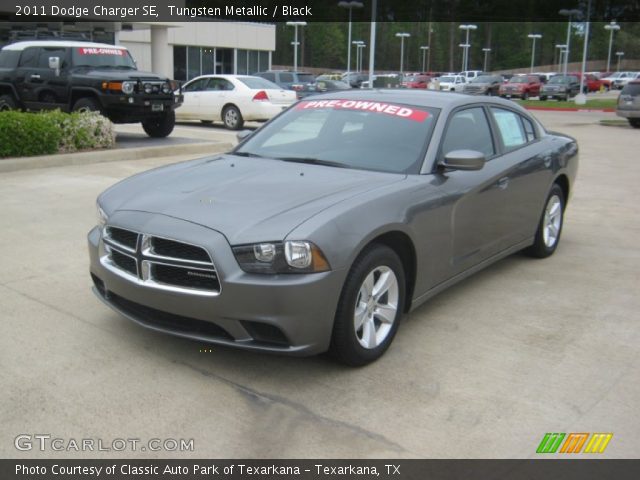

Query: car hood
[[75, 68, 167, 81], [101, 154, 406, 245]]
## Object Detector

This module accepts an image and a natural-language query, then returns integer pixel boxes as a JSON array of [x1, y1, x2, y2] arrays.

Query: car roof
[[2, 40, 127, 51], [303, 88, 528, 111]]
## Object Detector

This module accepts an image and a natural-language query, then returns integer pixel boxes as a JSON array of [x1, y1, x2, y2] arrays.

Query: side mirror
[[441, 150, 485, 171], [236, 130, 253, 142], [49, 56, 60, 76]]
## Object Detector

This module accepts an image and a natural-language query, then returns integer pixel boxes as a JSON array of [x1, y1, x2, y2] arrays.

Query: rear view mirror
[[236, 130, 253, 142], [441, 150, 485, 171], [49, 56, 60, 76]]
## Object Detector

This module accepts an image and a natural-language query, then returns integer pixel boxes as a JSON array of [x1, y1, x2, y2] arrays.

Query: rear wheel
[[629, 119, 640, 129], [142, 111, 175, 138], [330, 244, 405, 366], [522, 92, 529, 100], [222, 105, 244, 130], [524, 184, 565, 258], [540, 95, 547, 101], [0, 94, 17, 111]]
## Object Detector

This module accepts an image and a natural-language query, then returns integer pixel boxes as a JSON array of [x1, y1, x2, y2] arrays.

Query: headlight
[[232, 241, 330, 274], [144, 83, 153, 94], [161, 82, 172, 94], [121, 81, 135, 94], [96, 201, 109, 227]]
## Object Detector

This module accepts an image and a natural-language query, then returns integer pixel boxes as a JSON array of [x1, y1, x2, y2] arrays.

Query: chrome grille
[[100, 227, 220, 296]]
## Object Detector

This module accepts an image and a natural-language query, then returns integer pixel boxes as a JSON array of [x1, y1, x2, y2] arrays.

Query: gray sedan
[[89, 90, 578, 366]]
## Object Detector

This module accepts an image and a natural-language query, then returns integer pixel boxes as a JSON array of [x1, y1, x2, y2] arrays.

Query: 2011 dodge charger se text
[[88, 90, 578, 366]]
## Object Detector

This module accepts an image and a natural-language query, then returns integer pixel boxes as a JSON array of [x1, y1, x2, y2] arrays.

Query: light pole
[[358, 43, 366, 72], [556, 44, 567, 72], [459, 43, 470, 72], [367, 0, 377, 88], [604, 21, 620, 72], [420, 46, 429, 72], [286, 21, 307, 71], [559, 8, 582, 75], [528, 34, 542, 73], [575, 0, 592, 105], [482, 47, 491, 72], [338, 1, 363, 77], [616, 51, 624, 72], [352, 40, 364, 72], [459, 24, 477, 71], [395, 32, 410, 73]]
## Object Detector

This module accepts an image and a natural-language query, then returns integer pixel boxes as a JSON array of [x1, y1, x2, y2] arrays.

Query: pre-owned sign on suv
[[0, 41, 183, 137]]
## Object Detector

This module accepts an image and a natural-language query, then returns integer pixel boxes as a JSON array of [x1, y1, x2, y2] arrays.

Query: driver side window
[[441, 107, 495, 159]]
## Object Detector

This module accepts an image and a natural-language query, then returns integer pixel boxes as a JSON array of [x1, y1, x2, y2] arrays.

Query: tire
[[222, 105, 244, 130], [0, 94, 18, 111], [629, 119, 640, 129], [524, 184, 565, 259], [142, 110, 175, 138], [330, 244, 406, 366], [72, 97, 101, 113], [522, 92, 529, 100], [540, 96, 547, 101], [200, 120, 213, 125]]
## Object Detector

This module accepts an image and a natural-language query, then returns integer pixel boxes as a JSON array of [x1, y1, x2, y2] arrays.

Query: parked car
[[177, 75, 296, 130], [90, 90, 578, 365], [459, 70, 484, 81], [254, 70, 316, 98], [437, 74, 466, 92], [569, 72, 604, 93], [499, 75, 542, 99], [401, 74, 430, 89], [342, 72, 367, 88], [600, 72, 624, 89], [613, 72, 640, 90], [616, 80, 640, 128], [0, 40, 183, 137], [539, 75, 580, 101], [462, 74, 502, 96], [312, 79, 352, 93]]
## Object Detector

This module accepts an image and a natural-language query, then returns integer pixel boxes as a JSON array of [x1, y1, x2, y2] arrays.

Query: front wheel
[[0, 94, 18, 111], [524, 184, 565, 258], [72, 97, 101, 113], [522, 92, 529, 100], [222, 105, 244, 130], [142, 111, 175, 138], [629, 119, 640, 129], [330, 245, 405, 366]]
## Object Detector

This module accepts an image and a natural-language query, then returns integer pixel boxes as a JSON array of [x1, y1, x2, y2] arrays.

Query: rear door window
[[18, 47, 39, 68], [490, 108, 530, 150]]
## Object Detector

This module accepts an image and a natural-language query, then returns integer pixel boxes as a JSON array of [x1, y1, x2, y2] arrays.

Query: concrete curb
[[0, 141, 233, 174]]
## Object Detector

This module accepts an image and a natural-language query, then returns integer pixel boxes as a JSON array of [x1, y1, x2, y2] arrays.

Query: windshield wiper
[[232, 151, 265, 158], [277, 157, 349, 169]]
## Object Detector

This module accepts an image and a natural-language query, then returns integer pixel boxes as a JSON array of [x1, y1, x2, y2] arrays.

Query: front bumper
[[88, 211, 346, 356], [100, 93, 183, 123]]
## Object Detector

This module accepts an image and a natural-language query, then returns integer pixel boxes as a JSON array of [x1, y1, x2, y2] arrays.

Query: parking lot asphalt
[[1, 110, 638, 459]]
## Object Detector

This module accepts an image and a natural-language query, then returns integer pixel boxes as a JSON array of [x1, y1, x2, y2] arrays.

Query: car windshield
[[510, 76, 529, 83], [549, 76, 570, 84], [238, 77, 281, 90], [440, 76, 454, 82], [234, 99, 439, 174], [71, 47, 136, 68], [472, 76, 494, 83]]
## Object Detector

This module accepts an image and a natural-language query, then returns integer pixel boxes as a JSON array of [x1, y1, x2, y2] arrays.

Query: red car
[[401, 74, 430, 89], [570, 72, 604, 93], [498, 75, 541, 99]]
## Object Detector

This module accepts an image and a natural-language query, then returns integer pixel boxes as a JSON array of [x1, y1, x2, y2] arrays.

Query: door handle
[[30, 74, 41, 79], [497, 177, 509, 190]]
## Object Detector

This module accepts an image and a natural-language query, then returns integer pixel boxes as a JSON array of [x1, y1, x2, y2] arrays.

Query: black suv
[[0, 41, 183, 137]]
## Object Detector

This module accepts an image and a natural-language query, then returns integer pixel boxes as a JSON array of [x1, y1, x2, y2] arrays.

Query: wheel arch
[[69, 88, 102, 109], [554, 174, 570, 205], [354, 230, 418, 313], [221, 102, 240, 117], [0, 83, 21, 106]]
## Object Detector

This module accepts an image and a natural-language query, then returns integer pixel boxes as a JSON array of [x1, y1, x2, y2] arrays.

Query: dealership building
[[0, 20, 275, 81]]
